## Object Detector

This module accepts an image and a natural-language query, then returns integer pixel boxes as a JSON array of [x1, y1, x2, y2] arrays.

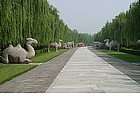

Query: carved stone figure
[[62, 43, 68, 49], [58, 39, 63, 50], [48, 39, 63, 52], [66, 41, 74, 48], [94, 41, 105, 49], [61, 41, 74, 49], [104, 39, 120, 51], [0, 38, 38, 64], [137, 40, 140, 45]]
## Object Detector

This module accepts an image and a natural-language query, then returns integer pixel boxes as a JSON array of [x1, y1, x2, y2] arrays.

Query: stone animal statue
[[94, 42, 105, 49], [137, 40, 140, 45], [0, 38, 38, 64], [48, 39, 63, 52], [104, 39, 120, 51], [62, 43, 68, 49], [136, 40, 140, 49], [66, 41, 74, 48], [58, 39, 63, 50]]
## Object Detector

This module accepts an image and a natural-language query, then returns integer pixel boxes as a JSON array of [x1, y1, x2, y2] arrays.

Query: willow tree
[[94, 0, 140, 48], [0, 0, 95, 51]]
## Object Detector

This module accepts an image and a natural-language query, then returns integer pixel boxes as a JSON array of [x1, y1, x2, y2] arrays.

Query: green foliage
[[94, 0, 140, 49], [99, 49, 140, 63], [0, 0, 94, 51], [0, 48, 68, 84], [32, 49, 68, 63], [121, 47, 140, 56]]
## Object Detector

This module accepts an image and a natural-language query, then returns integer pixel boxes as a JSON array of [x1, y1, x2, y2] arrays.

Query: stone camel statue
[[104, 39, 120, 51], [61, 41, 74, 49], [0, 38, 38, 64], [58, 39, 63, 50], [137, 39, 140, 45], [66, 41, 74, 48], [48, 39, 63, 52]]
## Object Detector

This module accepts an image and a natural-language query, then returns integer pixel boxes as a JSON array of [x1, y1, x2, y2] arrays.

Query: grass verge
[[32, 49, 68, 63], [98, 49, 140, 63], [0, 49, 69, 85], [0, 65, 37, 85]]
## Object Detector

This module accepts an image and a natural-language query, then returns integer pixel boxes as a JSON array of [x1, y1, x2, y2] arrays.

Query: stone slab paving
[[0, 48, 77, 93], [89, 47, 140, 84], [46, 47, 140, 93]]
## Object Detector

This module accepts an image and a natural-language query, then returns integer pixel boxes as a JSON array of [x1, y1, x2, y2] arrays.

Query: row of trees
[[0, 0, 94, 51], [94, 0, 140, 48]]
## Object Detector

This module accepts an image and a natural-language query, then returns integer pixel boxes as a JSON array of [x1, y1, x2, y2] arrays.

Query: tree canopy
[[94, 0, 140, 48], [0, 0, 94, 51]]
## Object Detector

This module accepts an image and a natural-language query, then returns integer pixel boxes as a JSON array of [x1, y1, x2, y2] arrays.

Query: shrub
[[121, 47, 140, 56]]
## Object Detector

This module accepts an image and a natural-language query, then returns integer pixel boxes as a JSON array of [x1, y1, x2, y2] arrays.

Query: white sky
[[48, 0, 136, 34]]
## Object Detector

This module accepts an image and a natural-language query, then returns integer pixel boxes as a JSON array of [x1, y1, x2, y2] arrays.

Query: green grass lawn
[[0, 65, 37, 85], [99, 49, 140, 63], [32, 49, 68, 62], [0, 49, 69, 85]]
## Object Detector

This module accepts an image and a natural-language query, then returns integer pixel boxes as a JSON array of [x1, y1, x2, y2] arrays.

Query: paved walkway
[[46, 47, 140, 93], [89, 47, 140, 84], [0, 47, 140, 93], [0, 48, 77, 93]]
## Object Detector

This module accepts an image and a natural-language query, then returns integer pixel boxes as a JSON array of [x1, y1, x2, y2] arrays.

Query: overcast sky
[[48, 0, 135, 34]]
